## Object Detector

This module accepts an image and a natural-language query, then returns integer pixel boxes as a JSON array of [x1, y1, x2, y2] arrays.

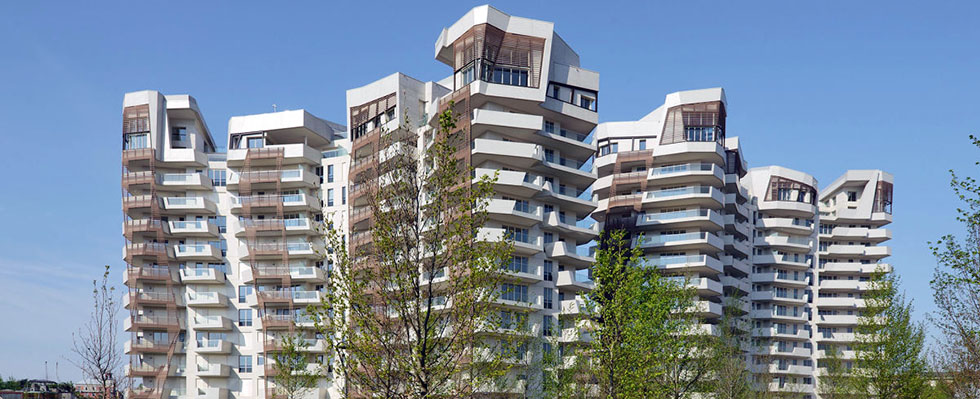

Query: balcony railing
[[646, 186, 712, 199], [638, 232, 708, 245], [644, 254, 707, 267], [642, 209, 710, 222], [650, 162, 714, 176]]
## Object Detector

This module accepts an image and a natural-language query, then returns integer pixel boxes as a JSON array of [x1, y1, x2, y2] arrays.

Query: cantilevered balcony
[[228, 168, 318, 190], [125, 291, 183, 309], [639, 254, 723, 275], [186, 292, 228, 307], [815, 314, 858, 326], [191, 315, 232, 331], [227, 144, 320, 167], [125, 339, 183, 354], [750, 272, 809, 287], [635, 208, 724, 231], [642, 186, 724, 209], [753, 253, 811, 269], [169, 220, 219, 238], [752, 327, 810, 340], [124, 266, 176, 285], [160, 196, 217, 214], [158, 172, 212, 190], [545, 241, 594, 269], [755, 234, 812, 252], [634, 231, 724, 252], [818, 279, 869, 291], [647, 162, 725, 187], [123, 243, 173, 263], [231, 193, 318, 214], [125, 314, 182, 331], [180, 267, 226, 284], [486, 198, 542, 226], [195, 363, 230, 377], [556, 270, 594, 293], [123, 219, 167, 241], [475, 169, 544, 198], [174, 244, 222, 260], [240, 242, 318, 260], [757, 217, 813, 235], [559, 298, 587, 318], [195, 339, 232, 354]]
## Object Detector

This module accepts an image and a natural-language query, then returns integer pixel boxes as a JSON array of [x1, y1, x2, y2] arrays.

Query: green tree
[[929, 135, 980, 398], [817, 344, 856, 399], [710, 295, 752, 399], [852, 267, 928, 398], [310, 105, 513, 398], [587, 229, 700, 398], [269, 334, 320, 399]]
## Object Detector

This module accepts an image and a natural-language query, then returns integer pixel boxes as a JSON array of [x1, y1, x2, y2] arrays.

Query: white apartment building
[[592, 89, 894, 399], [122, 91, 348, 399], [121, 6, 893, 399]]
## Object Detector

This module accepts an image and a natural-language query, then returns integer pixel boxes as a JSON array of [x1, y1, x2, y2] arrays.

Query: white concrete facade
[[592, 89, 894, 399], [122, 91, 347, 399]]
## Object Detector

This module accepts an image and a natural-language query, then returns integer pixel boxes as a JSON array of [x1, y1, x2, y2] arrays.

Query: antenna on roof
[[272, 104, 278, 112]]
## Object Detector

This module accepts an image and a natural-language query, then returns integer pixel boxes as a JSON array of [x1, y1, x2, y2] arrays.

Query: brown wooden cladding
[[453, 23, 546, 88], [123, 104, 150, 134], [660, 101, 726, 145]]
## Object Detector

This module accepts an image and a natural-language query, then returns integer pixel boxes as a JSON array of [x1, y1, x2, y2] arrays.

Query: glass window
[[123, 133, 149, 150], [327, 165, 334, 183], [342, 187, 347, 205], [327, 189, 334, 207], [544, 121, 555, 133], [238, 355, 252, 372], [247, 137, 264, 149], [544, 289, 553, 310], [238, 309, 252, 327], [238, 285, 253, 303], [638, 139, 647, 150], [208, 169, 227, 186], [171, 127, 188, 148]]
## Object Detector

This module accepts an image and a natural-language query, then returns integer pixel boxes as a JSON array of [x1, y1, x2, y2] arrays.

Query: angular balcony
[[690, 300, 723, 318], [186, 292, 228, 307], [494, 290, 544, 312], [123, 243, 173, 264], [756, 234, 812, 252], [758, 200, 817, 218], [758, 217, 813, 235], [228, 168, 318, 190], [124, 219, 167, 241], [815, 332, 855, 343], [257, 290, 294, 305], [189, 387, 228, 399], [750, 309, 808, 322], [122, 194, 156, 214], [642, 186, 724, 209], [635, 208, 724, 231], [471, 138, 542, 169], [639, 254, 723, 275], [125, 338, 183, 354], [180, 267, 226, 284], [125, 266, 176, 285], [125, 291, 183, 309], [634, 231, 724, 252], [500, 261, 544, 284], [125, 363, 171, 378], [476, 168, 544, 198], [647, 162, 725, 187], [260, 314, 296, 330], [752, 327, 810, 340], [479, 227, 542, 256], [195, 339, 232, 354], [160, 196, 217, 214], [169, 220, 219, 238], [724, 234, 753, 257], [542, 212, 597, 243], [237, 218, 314, 238], [538, 181, 596, 216], [816, 297, 865, 309], [227, 144, 320, 167], [749, 290, 809, 305], [195, 363, 230, 377], [470, 108, 542, 140], [241, 242, 318, 260], [818, 279, 869, 291], [158, 172, 212, 190], [126, 314, 182, 331], [815, 314, 859, 326], [122, 148, 155, 166], [822, 244, 891, 259], [721, 255, 752, 275], [556, 270, 594, 293], [298, 338, 327, 353], [827, 226, 891, 243], [672, 276, 723, 296], [231, 193, 318, 214], [753, 253, 811, 269], [721, 275, 751, 295], [191, 315, 232, 331], [486, 198, 542, 227], [175, 244, 222, 260], [545, 241, 594, 270], [291, 290, 321, 305], [750, 272, 809, 287], [559, 298, 587, 319], [122, 171, 156, 192], [723, 214, 752, 239]]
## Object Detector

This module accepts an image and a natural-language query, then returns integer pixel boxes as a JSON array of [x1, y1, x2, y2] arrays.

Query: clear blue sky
[[1, 0, 978, 381]]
